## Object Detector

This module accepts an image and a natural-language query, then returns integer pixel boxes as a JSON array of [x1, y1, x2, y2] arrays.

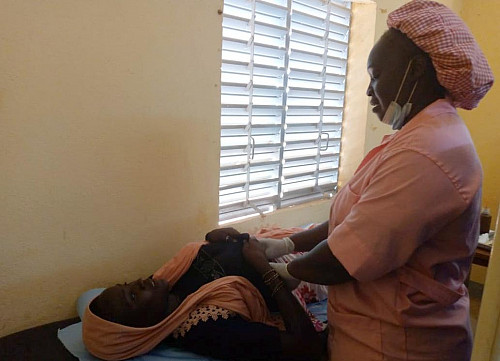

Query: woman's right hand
[[257, 237, 295, 259], [242, 237, 271, 274]]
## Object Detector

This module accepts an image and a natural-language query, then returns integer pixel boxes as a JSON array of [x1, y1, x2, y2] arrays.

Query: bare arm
[[242, 239, 325, 361], [288, 240, 354, 285], [289, 221, 329, 252]]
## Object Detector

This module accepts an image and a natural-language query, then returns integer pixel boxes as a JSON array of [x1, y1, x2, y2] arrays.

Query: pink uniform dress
[[327, 99, 481, 361]]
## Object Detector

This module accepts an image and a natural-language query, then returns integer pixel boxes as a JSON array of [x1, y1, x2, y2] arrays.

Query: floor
[[469, 281, 484, 335]]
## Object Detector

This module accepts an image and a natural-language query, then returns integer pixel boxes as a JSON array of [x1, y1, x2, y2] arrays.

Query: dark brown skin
[[205, 223, 353, 286], [205, 227, 246, 242], [367, 28, 445, 125], [92, 278, 176, 327], [285, 223, 353, 285], [241, 238, 325, 361]]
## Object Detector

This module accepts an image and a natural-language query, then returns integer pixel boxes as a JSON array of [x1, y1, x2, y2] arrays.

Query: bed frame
[[0, 317, 79, 361]]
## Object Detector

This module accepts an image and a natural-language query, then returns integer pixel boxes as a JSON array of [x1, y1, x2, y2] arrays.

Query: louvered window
[[219, 0, 351, 224]]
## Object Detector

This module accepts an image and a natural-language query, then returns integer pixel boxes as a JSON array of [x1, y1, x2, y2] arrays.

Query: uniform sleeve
[[328, 149, 467, 282], [172, 315, 282, 361]]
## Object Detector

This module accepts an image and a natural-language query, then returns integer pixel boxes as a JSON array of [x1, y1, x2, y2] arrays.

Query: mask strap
[[406, 80, 418, 104], [394, 58, 414, 103]]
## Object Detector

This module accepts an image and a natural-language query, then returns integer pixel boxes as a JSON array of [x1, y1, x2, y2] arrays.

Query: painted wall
[[0, 0, 223, 337], [0, 0, 497, 339], [459, 0, 500, 224], [0, 0, 377, 337]]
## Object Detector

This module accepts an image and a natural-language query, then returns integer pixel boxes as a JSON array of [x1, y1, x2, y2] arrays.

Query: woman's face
[[96, 278, 171, 327], [366, 32, 412, 121]]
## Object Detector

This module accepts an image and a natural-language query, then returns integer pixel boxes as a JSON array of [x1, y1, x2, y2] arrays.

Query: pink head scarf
[[387, 0, 494, 110]]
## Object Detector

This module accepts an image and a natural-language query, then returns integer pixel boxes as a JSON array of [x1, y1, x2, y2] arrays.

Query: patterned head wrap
[[387, 0, 494, 110]]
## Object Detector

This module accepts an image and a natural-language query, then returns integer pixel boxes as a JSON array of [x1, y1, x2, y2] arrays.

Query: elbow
[[289, 260, 354, 285]]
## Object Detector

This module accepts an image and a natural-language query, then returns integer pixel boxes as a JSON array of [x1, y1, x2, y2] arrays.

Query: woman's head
[[366, 28, 444, 127], [90, 278, 172, 328], [386, 0, 493, 110]]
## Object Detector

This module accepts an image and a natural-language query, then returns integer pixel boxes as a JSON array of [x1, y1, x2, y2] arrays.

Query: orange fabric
[[152, 241, 206, 284], [254, 226, 313, 239], [82, 241, 282, 360]]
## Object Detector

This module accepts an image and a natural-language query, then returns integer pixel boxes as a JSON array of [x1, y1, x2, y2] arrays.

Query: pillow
[[77, 288, 105, 319]]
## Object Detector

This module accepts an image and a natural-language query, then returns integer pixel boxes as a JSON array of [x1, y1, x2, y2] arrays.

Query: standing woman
[[254, 1, 494, 360]]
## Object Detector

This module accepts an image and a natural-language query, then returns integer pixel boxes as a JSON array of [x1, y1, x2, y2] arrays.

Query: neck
[[400, 82, 445, 128], [167, 292, 181, 315]]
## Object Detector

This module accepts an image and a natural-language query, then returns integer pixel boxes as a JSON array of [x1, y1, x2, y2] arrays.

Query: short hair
[[382, 28, 446, 96], [383, 28, 427, 59]]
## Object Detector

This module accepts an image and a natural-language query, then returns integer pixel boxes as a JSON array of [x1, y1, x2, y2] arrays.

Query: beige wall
[[0, 0, 223, 336], [0, 0, 498, 339], [0, 0, 377, 336], [459, 0, 500, 224]]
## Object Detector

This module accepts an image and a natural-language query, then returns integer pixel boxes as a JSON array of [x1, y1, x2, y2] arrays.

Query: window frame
[[219, 0, 352, 224]]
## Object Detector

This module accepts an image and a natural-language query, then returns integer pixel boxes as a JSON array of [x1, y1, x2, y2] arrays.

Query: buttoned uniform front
[[326, 99, 481, 361]]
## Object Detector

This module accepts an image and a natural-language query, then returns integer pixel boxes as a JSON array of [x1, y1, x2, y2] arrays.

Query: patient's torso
[[170, 241, 278, 311]]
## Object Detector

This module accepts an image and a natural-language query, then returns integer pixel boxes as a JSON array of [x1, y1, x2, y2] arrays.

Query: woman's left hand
[[205, 227, 242, 243], [242, 237, 271, 273]]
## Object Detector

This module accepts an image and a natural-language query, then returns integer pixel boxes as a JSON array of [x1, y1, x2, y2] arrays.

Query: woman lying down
[[82, 229, 326, 361]]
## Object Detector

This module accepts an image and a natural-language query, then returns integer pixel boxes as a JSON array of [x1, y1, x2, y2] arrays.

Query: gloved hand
[[269, 262, 301, 290], [257, 236, 295, 259]]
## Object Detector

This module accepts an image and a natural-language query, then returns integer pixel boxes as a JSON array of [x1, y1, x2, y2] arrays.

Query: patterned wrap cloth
[[82, 242, 282, 360], [83, 227, 326, 360], [387, 0, 494, 110]]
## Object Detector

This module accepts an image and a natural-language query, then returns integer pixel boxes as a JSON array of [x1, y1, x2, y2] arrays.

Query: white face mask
[[381, 59, 418, 130]]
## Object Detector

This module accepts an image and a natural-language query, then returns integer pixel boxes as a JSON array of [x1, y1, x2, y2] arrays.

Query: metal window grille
[[219, 0, 351, 224]]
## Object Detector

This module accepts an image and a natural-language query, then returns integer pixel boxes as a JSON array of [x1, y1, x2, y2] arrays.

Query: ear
[[408, 54, 428, 82]]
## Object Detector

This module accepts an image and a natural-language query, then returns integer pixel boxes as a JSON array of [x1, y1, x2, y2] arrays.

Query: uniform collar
[[382, 98, 456, 143]]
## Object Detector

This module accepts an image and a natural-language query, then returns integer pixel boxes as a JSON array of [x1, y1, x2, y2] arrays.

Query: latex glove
[[270, 262, 301, 290], [257, 236, 295, 259]]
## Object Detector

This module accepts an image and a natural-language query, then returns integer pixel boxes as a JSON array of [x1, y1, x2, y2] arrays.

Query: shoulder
[[382, 108, 481, 204]]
